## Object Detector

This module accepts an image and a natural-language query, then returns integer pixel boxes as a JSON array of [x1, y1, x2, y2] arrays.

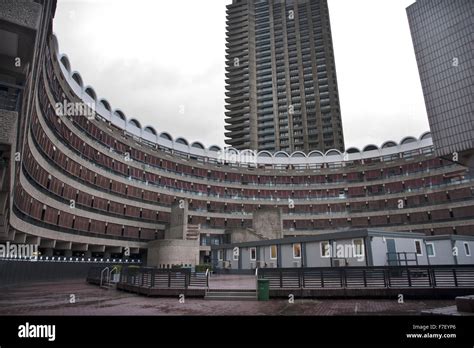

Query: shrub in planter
[[195, 264, 213, 273], [112, 265, 123, 273], [125, 265, 140, 275]]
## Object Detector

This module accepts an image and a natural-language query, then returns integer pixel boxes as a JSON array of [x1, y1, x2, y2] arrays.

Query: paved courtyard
[[0, 279, 456, 315]]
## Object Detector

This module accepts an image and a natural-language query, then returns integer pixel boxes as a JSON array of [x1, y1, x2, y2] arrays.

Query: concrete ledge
[[116, 283, 205, 297], [87, 278, 101, 286], [456, 295, 474, 313], [422, 305, 474, 316]]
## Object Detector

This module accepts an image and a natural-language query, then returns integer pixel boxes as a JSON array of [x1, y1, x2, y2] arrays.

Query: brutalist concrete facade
[[225, 0, 344, 153], [0, 0, 54, 240], [406, 0, 473, 164], [2, 0, 474, 263], [147, 239, 199, 268]]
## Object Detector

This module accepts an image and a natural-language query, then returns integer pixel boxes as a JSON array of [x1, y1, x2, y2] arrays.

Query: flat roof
[[212, 228, 426, 249], [425, 235, 474, 242]]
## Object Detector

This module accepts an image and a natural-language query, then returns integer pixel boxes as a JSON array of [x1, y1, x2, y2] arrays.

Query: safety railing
[[257, 265, 474, 289], [386, 252, 419, 266], [100, 267, 109, 287], [118, 267, 209, 289], [1, 255, 142, 263], [204, 268, 210, 294], [255, 267, 259, 291]]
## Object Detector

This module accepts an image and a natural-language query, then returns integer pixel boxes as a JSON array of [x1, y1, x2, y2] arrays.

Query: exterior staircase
[[246, 228, 269, 240], [204, 289, 257, 301], [186, 224, 200, 240]]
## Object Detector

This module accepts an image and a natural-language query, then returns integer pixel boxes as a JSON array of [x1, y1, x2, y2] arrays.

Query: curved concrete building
[[0, 0, 473, 264]]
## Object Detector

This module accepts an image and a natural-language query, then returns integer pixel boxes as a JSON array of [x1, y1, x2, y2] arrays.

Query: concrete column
[[277, 244, 282, 268], [302, 242, 307, 267]]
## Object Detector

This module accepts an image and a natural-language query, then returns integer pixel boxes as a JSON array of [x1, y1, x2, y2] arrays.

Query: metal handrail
[[255, 267, 259, 296], [100, 267, 109, 287], [109, 266, 119, 283], [386, 252, 419, 266], [118, 267, 212, 289], [0, 256, 142, 263], [258, 265, 474, 290]]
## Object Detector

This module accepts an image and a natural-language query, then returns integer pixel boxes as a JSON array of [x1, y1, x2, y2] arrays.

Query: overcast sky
[[53, 0, 429, 151]]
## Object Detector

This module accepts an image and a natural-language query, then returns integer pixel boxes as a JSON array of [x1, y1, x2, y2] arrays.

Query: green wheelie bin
[[257, 278, 269, 301]]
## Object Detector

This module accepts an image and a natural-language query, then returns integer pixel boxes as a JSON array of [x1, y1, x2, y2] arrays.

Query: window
[[218, 250, 223, 261], [353, 238, 364, 257], [293, 243, 301, 259], [250, 247, 257, 261], [270, 245, 277, 260], [414, 240, 423, 256], [321, 241, 330, 258], [464, 242, 471, 256], [426, 243, 435, 257]]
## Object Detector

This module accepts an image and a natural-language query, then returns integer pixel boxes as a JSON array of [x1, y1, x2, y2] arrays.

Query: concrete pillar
[[89, 244, 105, 253], [166, 199, 189, 239], [13, 232, 26, 243], [40, 239, 56, 249], [25, 235, 40, 246]]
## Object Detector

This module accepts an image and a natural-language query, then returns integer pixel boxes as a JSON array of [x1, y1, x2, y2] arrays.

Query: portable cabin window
[[218, 250, 223, 261], [270, 245, 277, 260], [250, 247, 257, 261], [414, 240, 423, 256], [464, 242, 471, 256], [352, 238, 364, 257], [426, 243, 435, 257], [293, 243, 301, 259], [320, 241, 330, 258]]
